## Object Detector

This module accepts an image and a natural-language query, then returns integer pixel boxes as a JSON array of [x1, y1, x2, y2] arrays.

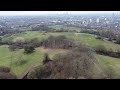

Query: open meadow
[[1, 27, 120, 78]]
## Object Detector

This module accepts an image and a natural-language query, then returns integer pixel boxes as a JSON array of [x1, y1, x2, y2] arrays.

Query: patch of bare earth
[[40, 47, 69, 54]]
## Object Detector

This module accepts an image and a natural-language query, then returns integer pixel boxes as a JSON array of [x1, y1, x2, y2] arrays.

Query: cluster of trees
[[54, 27, 76, 32], [0, 27, 24, 36], [32, 25, 55, 32], [80, 29, 100, 35], [32, 25, 77, 33], [97, 30, 120, 44], [94, 45, 120, 58], [8, 35, 75, 53], [24, 45, 35, 54], [41, 35, 76, 49], [27, 45, 110, 79], [0, 66, 16, 79], [9, 38, 41, 51]]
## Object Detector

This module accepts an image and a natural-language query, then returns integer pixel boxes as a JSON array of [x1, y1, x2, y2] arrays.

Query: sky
[[0, 11, 119, 16]]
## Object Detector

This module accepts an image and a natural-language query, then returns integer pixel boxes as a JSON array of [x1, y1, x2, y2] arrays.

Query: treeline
[[94, 45, 120, 58], [32, 25, 77, 32], [41, 35, 76, 49], [8, 35, 76, 51], [9, 38, 41, 51], [32, 25, 55, 32], [80, 29, 120, 44], [0, 28, 25, 36]]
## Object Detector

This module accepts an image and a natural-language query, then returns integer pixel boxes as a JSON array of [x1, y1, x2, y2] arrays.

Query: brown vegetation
[[0, 66, 17, 79], [27, 45, 107, 79]]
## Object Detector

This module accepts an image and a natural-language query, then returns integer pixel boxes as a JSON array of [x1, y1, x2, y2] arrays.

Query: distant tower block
[[90, 19, 92, 22], [96, 18, 99, 23]]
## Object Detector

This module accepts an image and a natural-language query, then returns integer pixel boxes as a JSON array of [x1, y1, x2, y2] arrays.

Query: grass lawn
[[96, 54, 120, 77], [1, 30, 120, 78], [2, 31, 74, 44], [0, 45, 44, 77], [72, 33, 120, 52], [0, 45, 66, 77]]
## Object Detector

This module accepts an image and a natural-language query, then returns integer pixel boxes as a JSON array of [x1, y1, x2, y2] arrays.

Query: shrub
[[95, 45, 120, 58], [9, 45, 17, 51], [0, 72, 17, 79], [0, 66, 17, 79], [17, 60, 27, 66], [43, 53, 52, 64], [24, 45, 35, 54], [0, 66, 10, 73], [96, 36, 104, 40], [96, 36, 102, 39], [94, 45, 108, 55]]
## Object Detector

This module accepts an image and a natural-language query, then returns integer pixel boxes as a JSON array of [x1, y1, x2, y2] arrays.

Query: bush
[[43, 53, 52, 64], [0, 66, 10, 73], [0, 66, 17, 79], [24, 45, 35, 54], [94, 45, 108, 55], [96, 36, 104, 40], [16, 59, 28, 66], [0, 72, 17, 79], [9, 45, 17, 51], [95, 45, 120, 58], [27, 65, 52, 79]]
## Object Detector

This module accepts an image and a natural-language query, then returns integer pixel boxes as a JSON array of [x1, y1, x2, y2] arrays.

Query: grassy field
[[2, 31, 73, 42], [0, 45, 44, 76], [72, 33, 120, 52], [2, 30, 120, 52], [1, 29, 120, 78], [0, 45, 66, 77], [96, 54, 120, 77]]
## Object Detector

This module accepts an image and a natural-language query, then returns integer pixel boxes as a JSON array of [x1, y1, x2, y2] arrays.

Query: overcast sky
[[0, 11, 119, 16]]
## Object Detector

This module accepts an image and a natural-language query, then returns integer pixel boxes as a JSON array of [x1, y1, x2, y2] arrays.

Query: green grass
[[0, 45, 44, 76], [2, 31, 73, 43], [96, 54, 120, 77], [0, 45, 66, 77], [2, 31, 49, 42], [72, 33, 120, 52], [1, 29, 120, 78]]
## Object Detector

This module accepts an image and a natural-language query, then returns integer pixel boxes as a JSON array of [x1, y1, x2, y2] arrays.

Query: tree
[[116, 35, 120, 44], [9, 45, 16, 51], [24, 45, 35, 54], [43, 53, 52, 64], [0, 37, 2, 43]]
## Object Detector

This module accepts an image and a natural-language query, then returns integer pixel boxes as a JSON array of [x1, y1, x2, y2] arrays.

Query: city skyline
[[0, 11, 119, 16]]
